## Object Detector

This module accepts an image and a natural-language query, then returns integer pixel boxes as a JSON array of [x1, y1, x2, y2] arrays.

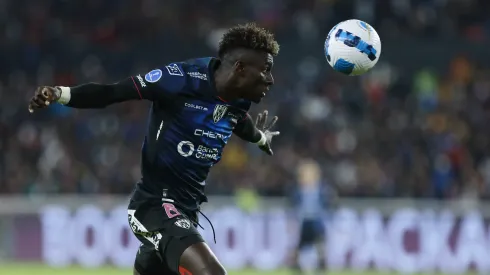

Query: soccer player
[[28, 23, 280, 275], [290, 159, 336, 274]]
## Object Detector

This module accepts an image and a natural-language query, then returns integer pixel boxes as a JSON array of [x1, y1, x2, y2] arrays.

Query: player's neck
[[214, 68, 240, 102], [216, 88, 238, 102]]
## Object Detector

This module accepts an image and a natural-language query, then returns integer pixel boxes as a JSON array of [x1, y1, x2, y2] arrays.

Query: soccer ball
[[324, 19, 381, 76]]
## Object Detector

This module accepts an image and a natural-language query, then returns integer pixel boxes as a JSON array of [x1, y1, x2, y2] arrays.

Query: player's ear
[[233, 61, 245, 74]]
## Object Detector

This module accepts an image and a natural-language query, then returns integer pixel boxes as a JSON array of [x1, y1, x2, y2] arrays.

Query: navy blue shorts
[[128, 189, 204, 275], [298, 219, 325, 248]]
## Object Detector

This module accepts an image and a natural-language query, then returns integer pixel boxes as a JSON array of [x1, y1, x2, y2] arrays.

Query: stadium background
[[1, 0, 490, 274]]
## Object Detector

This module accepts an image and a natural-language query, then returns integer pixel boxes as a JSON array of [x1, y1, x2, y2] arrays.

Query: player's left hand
[[255, 110, 280, 156], [28, 86, 61, 113]]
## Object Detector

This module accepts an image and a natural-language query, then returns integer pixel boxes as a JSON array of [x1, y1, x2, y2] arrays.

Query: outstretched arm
[[233, 110, 280, 155], [58, 81, 139, 108], [29, 65, 185, 112], [29, 77, 164, 111]]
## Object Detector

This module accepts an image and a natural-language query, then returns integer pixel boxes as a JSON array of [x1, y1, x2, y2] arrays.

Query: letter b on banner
[[40, 206, 72, 267], [40, 205, 139, 267]]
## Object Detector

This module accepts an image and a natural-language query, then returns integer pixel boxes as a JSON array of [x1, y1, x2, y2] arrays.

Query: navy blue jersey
[[292, 182, 332, 220], [131, 57, 251, 209]]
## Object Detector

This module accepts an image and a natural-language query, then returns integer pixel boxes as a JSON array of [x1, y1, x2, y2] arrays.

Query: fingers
[[256, 111, 279, 156], [256, 110, 270, 129], [256, 112, 263, 128], [28, 101, 38, 113], [28, 86, 53, 113], [28, 101, 42, 113], [265, 116, 278, 130], [256, 110, 279, 131], [29, 95, 46, 113], [256, 111, 267, 129], [262, 110, 268, 126], [259, 145, 273, 156], [259, 111, 267, 128], [42, 86, 59, 101], [264, 131, 279, 147], [42, 87, 52, 104]]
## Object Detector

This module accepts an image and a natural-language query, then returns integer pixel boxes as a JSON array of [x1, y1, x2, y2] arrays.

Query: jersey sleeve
[[130, 63, 187, 101]]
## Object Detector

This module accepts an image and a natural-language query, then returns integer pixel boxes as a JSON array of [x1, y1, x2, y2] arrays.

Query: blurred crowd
[[1, 0, 490, 199]]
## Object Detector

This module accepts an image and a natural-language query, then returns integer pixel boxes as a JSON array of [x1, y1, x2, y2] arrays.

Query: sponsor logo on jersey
[[185, 103, 208, 111], [174, 219, 191, 229], [145, 69, 163, 83], [213, 104, 228, 123], [196, 145, 219, 160], [194, 129, 229, 140], [136, 75, 146, 87], [177, 141, 194, 157], [176, 141, 219, 161], [165, 63, 183, 76], [187, 71, 207, 81]]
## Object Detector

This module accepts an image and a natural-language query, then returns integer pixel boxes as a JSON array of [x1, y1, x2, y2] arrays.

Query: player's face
[[236, 51, 274, 103]]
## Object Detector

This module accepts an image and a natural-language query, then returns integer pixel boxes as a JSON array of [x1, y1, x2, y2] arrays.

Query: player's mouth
[[261, 86, 270, 97]]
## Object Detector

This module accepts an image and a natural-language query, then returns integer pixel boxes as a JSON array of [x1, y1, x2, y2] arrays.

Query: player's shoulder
[[145, 57, 217, 82], [145, 57, 216, 93], [158, 57, 216, 81], [182, 57, 220, 84], [182, 57, 216, 71]]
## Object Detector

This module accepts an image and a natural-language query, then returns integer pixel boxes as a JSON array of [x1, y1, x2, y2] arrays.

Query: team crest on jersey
[[174, 219, 191, 229], [213, 104, 228, 123]]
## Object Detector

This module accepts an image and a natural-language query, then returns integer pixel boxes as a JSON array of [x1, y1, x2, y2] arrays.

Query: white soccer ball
[[324, 19, 381, 76]]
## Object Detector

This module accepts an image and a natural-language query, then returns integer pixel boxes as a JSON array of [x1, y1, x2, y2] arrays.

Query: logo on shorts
[[213, 104, 228, 123], [174, 219, 191, 229], [145, 69, 163, 83]]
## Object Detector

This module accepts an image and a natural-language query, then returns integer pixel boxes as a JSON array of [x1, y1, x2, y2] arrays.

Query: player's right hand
[[28, 86, 61, 113], [255, 110, 280, 156]]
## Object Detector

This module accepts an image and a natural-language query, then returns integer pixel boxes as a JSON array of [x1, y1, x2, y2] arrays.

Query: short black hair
[[218, 23, 280, 58]]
